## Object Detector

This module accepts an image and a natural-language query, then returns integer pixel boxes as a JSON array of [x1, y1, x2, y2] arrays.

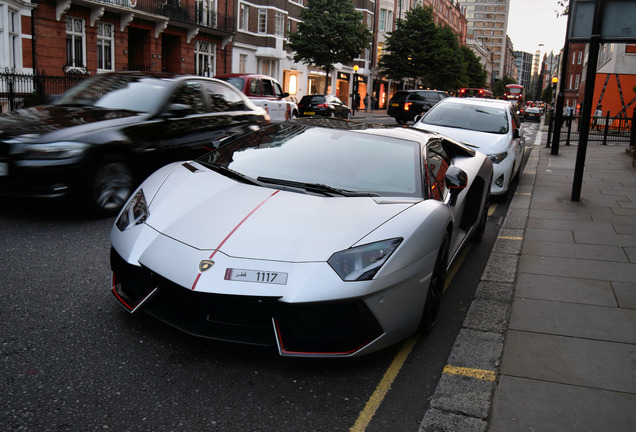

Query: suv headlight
[[22, 142, 89, 159], [116, 189, 149, 231], [328, 238, 402, 281], [488, 152, 508, 164]]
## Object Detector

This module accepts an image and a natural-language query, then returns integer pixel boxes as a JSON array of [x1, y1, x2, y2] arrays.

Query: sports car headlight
[[328, 238, 402, 281], [488, 152, 508, 164], [22, 142, 89, 159], [116, 189, 149, 231]]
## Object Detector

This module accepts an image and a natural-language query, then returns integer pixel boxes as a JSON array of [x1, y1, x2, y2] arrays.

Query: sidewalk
[[418, 123, 636, 431]]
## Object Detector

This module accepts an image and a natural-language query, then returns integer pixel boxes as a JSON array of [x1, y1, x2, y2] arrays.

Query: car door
[[509, 106, 525, 177], [261, 78, 285, 121]]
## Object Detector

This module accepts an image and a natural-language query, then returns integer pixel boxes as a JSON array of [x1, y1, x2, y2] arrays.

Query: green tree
[[379, 5, 486, 91], [287, 0, 372, 90], [431, 25, 466, 90], [460, 45, 488, 88], [378, 5, 440, 86], [542, 85, 553, 104]]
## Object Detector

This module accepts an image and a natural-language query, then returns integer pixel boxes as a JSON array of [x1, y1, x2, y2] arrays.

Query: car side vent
[[181, 162, 200, 173]]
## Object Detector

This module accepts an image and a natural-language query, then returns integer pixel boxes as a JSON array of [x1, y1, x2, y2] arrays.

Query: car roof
[[440, 97, 512, 108], [214, 73, 279, 81]]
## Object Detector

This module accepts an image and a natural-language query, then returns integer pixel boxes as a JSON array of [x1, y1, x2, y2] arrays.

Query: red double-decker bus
[[503, 84, 525, 104], [458, 88, 493, 98]]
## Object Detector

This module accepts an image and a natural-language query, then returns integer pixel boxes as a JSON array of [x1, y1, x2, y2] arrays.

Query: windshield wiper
[[257, 176, 379, 197], [200, 162, 260, 185]]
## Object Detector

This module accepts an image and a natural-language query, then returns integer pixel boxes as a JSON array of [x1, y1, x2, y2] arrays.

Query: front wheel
[[86, 156, 134, 216], [420, 233, 449, 333]]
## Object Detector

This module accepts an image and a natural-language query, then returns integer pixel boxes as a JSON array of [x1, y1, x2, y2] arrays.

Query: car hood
[[416, 123, 511, 154], [0, 105, 142, 142], [145, 166, 415, 262]]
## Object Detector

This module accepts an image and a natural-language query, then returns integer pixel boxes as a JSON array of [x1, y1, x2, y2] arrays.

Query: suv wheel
[[86, 156, 134, 216]]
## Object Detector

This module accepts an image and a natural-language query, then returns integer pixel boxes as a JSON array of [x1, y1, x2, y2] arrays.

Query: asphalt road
[[0, 119, 540, 431]]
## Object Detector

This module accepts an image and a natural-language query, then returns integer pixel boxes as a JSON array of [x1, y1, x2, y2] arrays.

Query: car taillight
[[404, 102, 412, 111], [317, 103, 329, 108]]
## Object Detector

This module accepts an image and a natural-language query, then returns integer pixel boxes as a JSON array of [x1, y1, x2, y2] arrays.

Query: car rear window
[[300, 96, 326, 104], [390, 92, 410, 103], [219, 77, 245, 92]]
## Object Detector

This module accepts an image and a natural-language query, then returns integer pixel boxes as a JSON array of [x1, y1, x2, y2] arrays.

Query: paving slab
[[521, 239, 629, 261], [515, 273, 616, 306], [612, 281, 636, 309], [490, 376, 636, 432], [519, 254, 636, 283], [509, 298, 636, 344], [500, 330, 636, 393]]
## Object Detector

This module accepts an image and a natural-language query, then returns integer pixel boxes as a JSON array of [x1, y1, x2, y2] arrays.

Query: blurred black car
[[297, 95, 352, 119], [387, 90, 449, 124], [523, 107, 541, 123], [0, 72, 269, 215]]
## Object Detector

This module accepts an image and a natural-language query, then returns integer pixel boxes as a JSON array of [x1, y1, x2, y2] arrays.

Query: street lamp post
[[352, 65, 359, 116]]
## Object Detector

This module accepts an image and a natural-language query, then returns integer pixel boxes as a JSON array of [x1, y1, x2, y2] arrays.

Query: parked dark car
[[388, 90, 449, 124], [298, 95, 352, 119], [0, 72, 269, 215], [523, 107, 541, 123]]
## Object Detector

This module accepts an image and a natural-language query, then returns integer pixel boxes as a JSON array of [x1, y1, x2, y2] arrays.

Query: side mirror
[[164, 103, 192, 118], [282, 92, 290, 98], [445, 166, 468, 206]]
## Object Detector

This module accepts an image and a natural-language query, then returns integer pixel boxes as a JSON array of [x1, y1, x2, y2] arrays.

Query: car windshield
[[54, 75, 171, 113], [199, 123, 422, 198], [217, 77, 245, 92], [422, 102, 509, 134]]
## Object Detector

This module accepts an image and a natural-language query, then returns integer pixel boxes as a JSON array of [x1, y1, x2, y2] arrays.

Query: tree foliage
[[378, 5, 487, 91], [287, 0, 372, 87]]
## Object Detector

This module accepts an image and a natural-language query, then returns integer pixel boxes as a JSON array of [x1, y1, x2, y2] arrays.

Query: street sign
[[569, 0, 636, 41]]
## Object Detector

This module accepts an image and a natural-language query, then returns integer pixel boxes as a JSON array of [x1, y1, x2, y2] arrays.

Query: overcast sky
[[507, 0, 568, 56]]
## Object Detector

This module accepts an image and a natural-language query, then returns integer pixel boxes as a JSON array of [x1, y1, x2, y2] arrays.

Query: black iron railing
[[0, 68, 91, 112], [90, 0, 234, 32]]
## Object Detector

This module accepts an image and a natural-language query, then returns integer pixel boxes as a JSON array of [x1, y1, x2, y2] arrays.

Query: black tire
[[86, 156, 134, 216], [420, 232, 449, 333], [472, 187, 490, 243], [346, 111, 352, 120]]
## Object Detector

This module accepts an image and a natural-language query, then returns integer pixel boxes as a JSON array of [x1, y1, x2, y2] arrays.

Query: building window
[[575, 74, 580, 89], [275, 11, 284, 37], [379, 9, 386, 32], [197, 0, 217, 27], [97, 22, 114, 72], [195, 40, 216, 77], [239, 54, 247, 73], [577, 51, 582, 64], [66, 16, 85, 68], [239, 4, 249, 31], [0, 7, 20, 68], [258, 8, 267, 34], [258, 58, 273, 76]]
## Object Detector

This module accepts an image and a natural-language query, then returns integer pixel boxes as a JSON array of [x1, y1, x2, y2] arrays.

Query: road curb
[[418, 140, 541, 432]]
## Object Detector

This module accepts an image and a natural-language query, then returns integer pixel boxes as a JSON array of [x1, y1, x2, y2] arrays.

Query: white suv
[[215, 74, 299, 122]]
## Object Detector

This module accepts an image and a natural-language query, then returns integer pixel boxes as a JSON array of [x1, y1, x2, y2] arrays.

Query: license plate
[[391, 103, 399, 107], [224, 268, 288, 285], [305, 111, 315, 115], [0, 162, 7, 176]]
